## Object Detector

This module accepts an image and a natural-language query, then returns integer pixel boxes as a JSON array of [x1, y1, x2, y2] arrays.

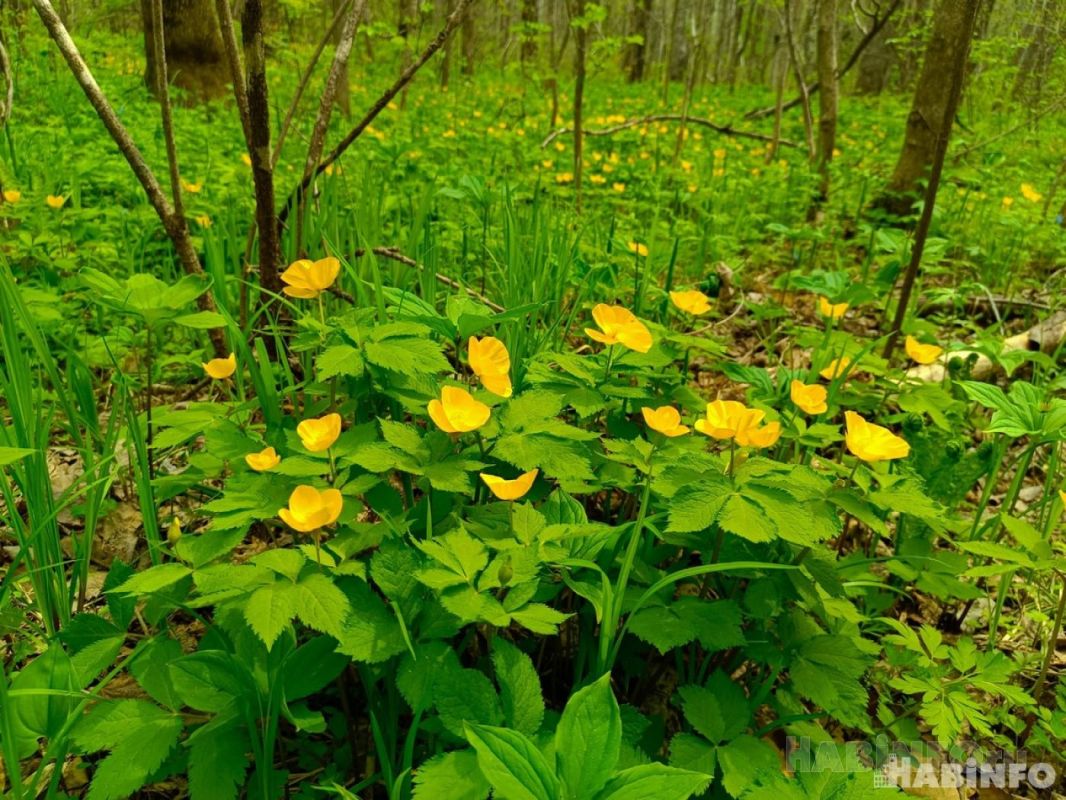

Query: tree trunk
[[520, 0, 538, 62], [625, 0, 651, 82], [1010, 0, 1058, 103], [876, 0, 979, 216], [570, 0, 587, 213], [813, 0, 837, 207], [441, 0, 455, 86], [332, 0, 352, 116], [141, 0, 227, 101], [461, 2, 475, 74]]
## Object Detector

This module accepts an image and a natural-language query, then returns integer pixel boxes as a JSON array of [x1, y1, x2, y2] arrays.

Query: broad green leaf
[[113, 563, 192, 595], [187, 719, 250, 800], [412, 750, 491, 800], [492, 639, 545, 736], [244, 579, 299, 648], [555, 673, 621, 798], [317, 344, 365, 379], [592, 763, 712, 800], [295, 572, 351, 638], [0, 446, 36, 466], [466, 724, 560, 800]]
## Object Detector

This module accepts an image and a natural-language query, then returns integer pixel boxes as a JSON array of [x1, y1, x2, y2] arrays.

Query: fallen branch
[[278, 0, 476, 228], [744, 0, 901, 121], [32, 0, 227, 357], [907, 310, 1066, 382], [330, 246, 505, 313], [541, 114, 798, 149]]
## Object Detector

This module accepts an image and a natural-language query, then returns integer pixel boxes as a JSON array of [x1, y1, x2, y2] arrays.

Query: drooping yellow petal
[[670, 290, 712, 316], [819, 357, 852, 380], [469, 336, 512, 396], [905, 336, 943, 365], [203, 353, 237, 379], [818, 296, 849, 319], [844, 411, 910, 463], [737, 420, 781, 448], [480, 469, 539, 501]]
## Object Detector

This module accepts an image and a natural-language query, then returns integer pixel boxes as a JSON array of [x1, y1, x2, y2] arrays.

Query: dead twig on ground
[[541, 114, 798, 149]]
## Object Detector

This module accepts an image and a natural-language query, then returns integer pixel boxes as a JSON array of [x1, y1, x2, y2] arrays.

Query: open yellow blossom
[[428, 386, 490, 433], [737, 420, 781, 449], [180, 179, 202, 194], [241, 153, 253, 166], [790, 380, 828, 415], [844, 411, 909, 463], [46, 195, 66, 209], [3, 189, 21, 203], [1020, 183, 1042, 203], [819, 357, 852, 380], [555, 172, 574, 184], [245, 446, 281, 472], [281, 256, 341, 299], [627, 241, 649, 257], [641, 406, 690, 437], [905, 336, 943, 365], [468, 336, 512, 397], [196, 214, 212, 228], [480, 469, 539, 501], [818, 296, 849, 319], [1002, 196, 1014, 208], [695, 400, 762, 441], [297, 413, 342, 452], [203, 352, 237, 379], [670, 289, 712, 316], [278, 485, 343, 533], [589, 174, 606, 185], [585, 304, 653, 353], [612, 182, 626, 193]]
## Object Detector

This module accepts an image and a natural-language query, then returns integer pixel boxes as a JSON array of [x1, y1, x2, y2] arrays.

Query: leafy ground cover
[[1, 11, 1065, 800]]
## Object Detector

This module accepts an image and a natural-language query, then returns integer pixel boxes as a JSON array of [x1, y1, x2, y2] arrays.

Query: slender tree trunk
[[781, 0, 815, 160], [332, 0, 352, 116], [876, 0, 980, 216], [520, 0, 538, 62], [625, 0, 651, 82], [461, 1, 475, 74], [1010, 0, 1058, 103], [141, 0, 227, 101], [570, 0, 587, 213], [441, 0, 455, 86], [813, 0, 837, 207]]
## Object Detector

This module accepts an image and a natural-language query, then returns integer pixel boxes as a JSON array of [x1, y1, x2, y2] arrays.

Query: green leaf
[[555, 673, 622, 798], [717, 735, 782, 798], [667, 478, 730, 532], [412, 750, 491, 800], [678, 675, 750, 744], [113, 563, 192, 595], [789, 635, 870, 728], [465, 724, 560, 800], [244, 579, 299, 648], [492, 639, 545, 736], [72, 700, 183, 800], [251, 549, 307, 582], [174, 310, 226, 329], [295, 572, 351, 638], [317, 344, 365, 379], [629, 598, 744, 654], [187, 719, 250, 800], [335, 580, 406, 663], [168, 651, 250, 712], [0, 446, 36, 466], [592, 763, 712, 800], [365, 338, 451, 375]]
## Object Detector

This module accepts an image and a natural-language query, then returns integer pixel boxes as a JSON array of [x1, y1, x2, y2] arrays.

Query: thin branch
[[278, 0, 477, 227], [214, 0, 252, 144], [330, 246, 505, 313], [149, 0, 185, 218], [0, 33, 12, 129], [273, 0, 355, 168], [295, 0, 367, 255], [745, 0, 901, 120], [781, 0, 816, 160], [952, 92, 1066, 162], [541, 114, 799, 149], [31, 0, 226, 357]]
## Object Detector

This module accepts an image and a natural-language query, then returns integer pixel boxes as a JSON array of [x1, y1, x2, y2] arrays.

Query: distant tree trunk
[[332, 0, 351, 116], [520, 0, 538, 62], [570, 0, 587, 213], [855, 23, 895, 94], [876, 0, 979, 216], [813, 0, 837, 207], [1010, 0, 1058, 103], [625, 0, 651, 82], [441, 0, 455, 86], [140, 0, 227, 101], [461, 3, 475, 74]]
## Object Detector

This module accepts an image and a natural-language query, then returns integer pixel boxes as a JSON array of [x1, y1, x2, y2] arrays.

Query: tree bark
[[813, 0, 837, 206], [570, 0, 587, 213], [876, 0, 980, 217], [625, 0, 651, 82], [520, 0, 538, 63], [141, 0, 227, 101]]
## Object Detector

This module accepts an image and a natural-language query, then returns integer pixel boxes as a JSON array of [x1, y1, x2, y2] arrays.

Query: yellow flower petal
[[844, 411, 909, 463], [641, 406, 690, 437], [670, 290, 712, 316], [245, 446, 281, 471], [297, 413, 342, 452], [203, 353, 237, 379], [905, 335, 943, 365], [480, 469, 539, 500], [790, 380, 828, 415]]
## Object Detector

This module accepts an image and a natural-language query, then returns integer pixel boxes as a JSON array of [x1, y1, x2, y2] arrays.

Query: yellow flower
[[1020, 183, 1042, 203], [1002, 196, 1014, 208], [480, 469, 539, 501], [428, 386, 491, 433], [245, 446, 281, 471], [203, 352, 237, 379], [180, 178, 202, 194], [641, 406, 690, 437], [818, 296, 849, 319], [297, 413, 342, 452], [790, 380, 828, 415], [627, 241, 649, 257], [3, 189, 21, 203], [585, 304, 653, 353], [1060, 489, 1066, 511], [555, 172, 574, 184], [278, 485, 343, 533], [737, 420, 781, 448], [541, 159, 554, 169], [468, 335, 512, 397], [281, 256, 341, 299], [46, 194, 66, 209], [905, 335, 943, 365], [694, 399, 761, 441], [241, 153, 253, 166], [714, 148, 727, 160], [819, 357, 852, 380], [196, 214, 212, 228], [670, 289, 711, 315], [167, 517, 182, 544], [612, 182, 626, 193], [589, 174, 607, 185], [844, 411, 910, 463]]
